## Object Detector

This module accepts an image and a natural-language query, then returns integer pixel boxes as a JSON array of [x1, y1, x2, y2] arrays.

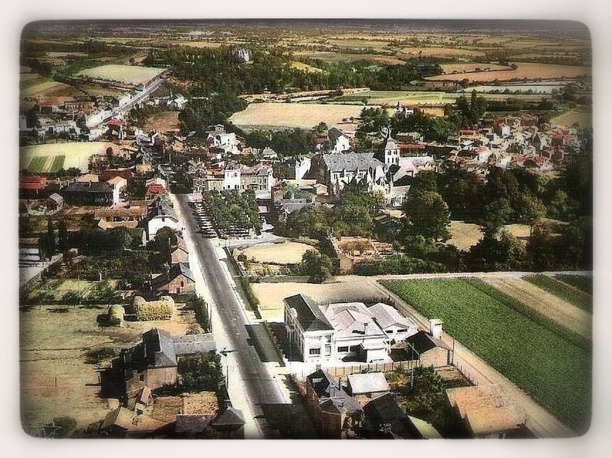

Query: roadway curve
[[173, 194, 287, 439]]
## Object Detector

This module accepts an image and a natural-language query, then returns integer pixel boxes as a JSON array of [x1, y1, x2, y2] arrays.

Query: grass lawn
[[524, 274, 593, 313], [380, 278, 592, 434]]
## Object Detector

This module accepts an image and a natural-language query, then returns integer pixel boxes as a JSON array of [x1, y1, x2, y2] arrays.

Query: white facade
[[294, 156, 312, 180], [148, 215, 181, 241], [223, 165, 241, 190]]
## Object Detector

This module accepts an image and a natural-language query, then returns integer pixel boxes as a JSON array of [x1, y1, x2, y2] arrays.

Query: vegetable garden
[[380, 278, 592, 434]]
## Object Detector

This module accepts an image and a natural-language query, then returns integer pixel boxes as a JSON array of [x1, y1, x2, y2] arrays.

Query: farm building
[[305, 369, 363, 439], [345, 372, 390, 406], [111, 328, 216, 400], [404, 320, 453, 368], [445, 384, 526, 439], [362, 392, 442, 439], [62, 181, 113, 206], [151, 263, 195, 296]]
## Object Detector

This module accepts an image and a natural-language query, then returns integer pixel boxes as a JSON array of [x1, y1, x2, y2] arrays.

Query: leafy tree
[[514, 194, 547, 235], [301, 250, 334, 283], [58, 220, 69, 254], [402, 190, 451, 242], [484, 198, 514, 229], [526, 224, 559, 271], [46, 218, 56, 257], [177, 352, 223, 392], [468, 227, 527, 271], [189, 296, 212, 333]]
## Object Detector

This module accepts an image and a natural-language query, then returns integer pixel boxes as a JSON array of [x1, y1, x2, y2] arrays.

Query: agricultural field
[[289, 61, 323, 73], [551, 106, 592, 129], [20, 80, 83, 98], [523, 274, 593, 313], [76, 64, 165, 86], [20, 142, 114, 174], [143, 110, 181, 133], [228, 102, 364, 132], [425, 62, 591, 83], [293, 51, 406, 66], [400, 47, 486, 59], [333, 90, 458, 106], [20, 304, 195, 432], [379, 278, 592, 434], [234, 241, 316, 265], [440, 63, 512, 74], [554, 274, 593, 295]]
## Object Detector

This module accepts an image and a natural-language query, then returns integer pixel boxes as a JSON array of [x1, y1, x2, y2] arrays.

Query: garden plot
[[235, 241, 316, 265], [20, 142, 114, 174], [251, 275, 386, 321], [484, 276, 592, 340]]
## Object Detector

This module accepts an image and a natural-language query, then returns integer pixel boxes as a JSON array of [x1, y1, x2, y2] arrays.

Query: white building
[[284, 294, 417, 364]]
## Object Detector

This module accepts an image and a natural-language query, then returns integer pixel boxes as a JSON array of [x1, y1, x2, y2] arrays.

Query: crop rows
[[380, 278, 592, 434], [554, 274, 593, 295], [50, 155, 65, 173], [524, 274, 593, 313], [28, 156, 48, 173]]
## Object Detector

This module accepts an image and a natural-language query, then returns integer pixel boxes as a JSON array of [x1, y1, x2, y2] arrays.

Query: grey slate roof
[[307, 369, 362, 415], [64, 181, 113, 193], [212, 407, 245, 427], [142, 328, 177, 368], [322, 152, 383, 173], [284, 294, 333, 332], [174, 333, 217, 356], [405, 330, 451, 355], [328, 127, 346, 143], [363, 392, 424, 439]]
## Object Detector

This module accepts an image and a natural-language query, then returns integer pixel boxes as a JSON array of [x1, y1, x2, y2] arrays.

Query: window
[[397, 329, 407, 333], [386, 330, 394, 334], [337, 346, 349, 353], [309, 348, 321, 355], [349, 345, 361, 352]]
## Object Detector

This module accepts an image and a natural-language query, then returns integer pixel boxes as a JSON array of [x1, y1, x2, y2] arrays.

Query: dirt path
[[484, 277, 592, 340]]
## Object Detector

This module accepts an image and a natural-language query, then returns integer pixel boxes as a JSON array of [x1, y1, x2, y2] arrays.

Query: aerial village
[[18, 20, 592, 440]]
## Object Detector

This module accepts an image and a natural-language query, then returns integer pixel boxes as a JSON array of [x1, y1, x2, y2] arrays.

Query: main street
[[171, 193, 289, 439]]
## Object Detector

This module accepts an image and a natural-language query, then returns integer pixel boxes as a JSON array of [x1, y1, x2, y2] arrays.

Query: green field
[[380, 278, 592, 434], [28, 156, 48, 173], [524, 274, 593, 313], [555, 274, 593, 295], [50, 155, 66, 173]]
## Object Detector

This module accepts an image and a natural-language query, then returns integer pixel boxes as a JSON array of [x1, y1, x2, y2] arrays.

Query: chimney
[[429, 319, 443, 340]]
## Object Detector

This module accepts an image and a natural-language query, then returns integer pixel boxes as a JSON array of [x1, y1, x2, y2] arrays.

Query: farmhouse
[[284, 294, 417, 364], [151, 263, 196, 296], [62, 181, 113, 206], [113, 328, 216, 399], [305, 369, 363, 439]]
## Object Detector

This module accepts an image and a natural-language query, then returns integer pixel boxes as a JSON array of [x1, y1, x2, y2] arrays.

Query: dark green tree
[[177, 352, 223, 392], [402, 190, 451, 242], [58, 220, 69, 254], [301, 249, 334, 283]]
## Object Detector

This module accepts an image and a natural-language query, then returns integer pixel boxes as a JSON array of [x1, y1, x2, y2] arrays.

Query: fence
[[324, 359, 419, 378]]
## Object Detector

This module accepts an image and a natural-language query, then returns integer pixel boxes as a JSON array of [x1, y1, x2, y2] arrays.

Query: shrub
[[85, 347, 118, 364], [51, 416, 77, 438]]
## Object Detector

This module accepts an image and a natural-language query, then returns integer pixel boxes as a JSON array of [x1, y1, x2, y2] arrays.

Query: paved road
[[173, 194, 288, 439]]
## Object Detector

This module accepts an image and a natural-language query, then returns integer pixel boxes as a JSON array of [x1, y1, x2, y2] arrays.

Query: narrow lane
[[173, 194, 287, 439]]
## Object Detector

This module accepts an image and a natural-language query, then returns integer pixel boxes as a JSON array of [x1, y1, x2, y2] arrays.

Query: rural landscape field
[[18, 18, 593, 441]]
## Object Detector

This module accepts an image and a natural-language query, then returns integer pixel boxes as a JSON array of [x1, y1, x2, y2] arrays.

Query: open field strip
[[425, 62, 590, 83], [554, 274, 593, 295], [76, 64, 165, 86], [235, 241, 316, 265], [228, 102, 364, 131], [523, 274, 593, 313], [20, 142, 115, 173], [379, 277, 591, 433], [482, 276, 591, 340], [550, 106, 592, 129]]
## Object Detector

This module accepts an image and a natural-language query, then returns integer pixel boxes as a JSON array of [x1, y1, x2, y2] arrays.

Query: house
[[46, 192, 64, 211], [62, 181, 113, 206], [315, 151, 387, 196], [284, 294, 416, 364], [375, 135, 401, 166], [369, 302, 418, 344], [19, 175, 48, 199], [147, 198, 181, 241], [404, 320, 453, 368], [151, 262, 196, 296], [113, 328, 216, 399], [362, 392, 442, 439], [94, 204, 147, 230], [327, 127, 351, 153], [346, 372, 390, 405], [445, 384, 526, 438], [305, 369, 363, 438], [170, 236, 190, 265], [106, 176, 128, 204], [208, 406, 246, 438], [99, 406, 165, 438]]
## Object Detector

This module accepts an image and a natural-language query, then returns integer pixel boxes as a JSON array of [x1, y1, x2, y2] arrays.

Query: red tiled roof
[[20, 176, 46, 190], [100, 169, 134, 181], [146, 184, 166, 195]]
